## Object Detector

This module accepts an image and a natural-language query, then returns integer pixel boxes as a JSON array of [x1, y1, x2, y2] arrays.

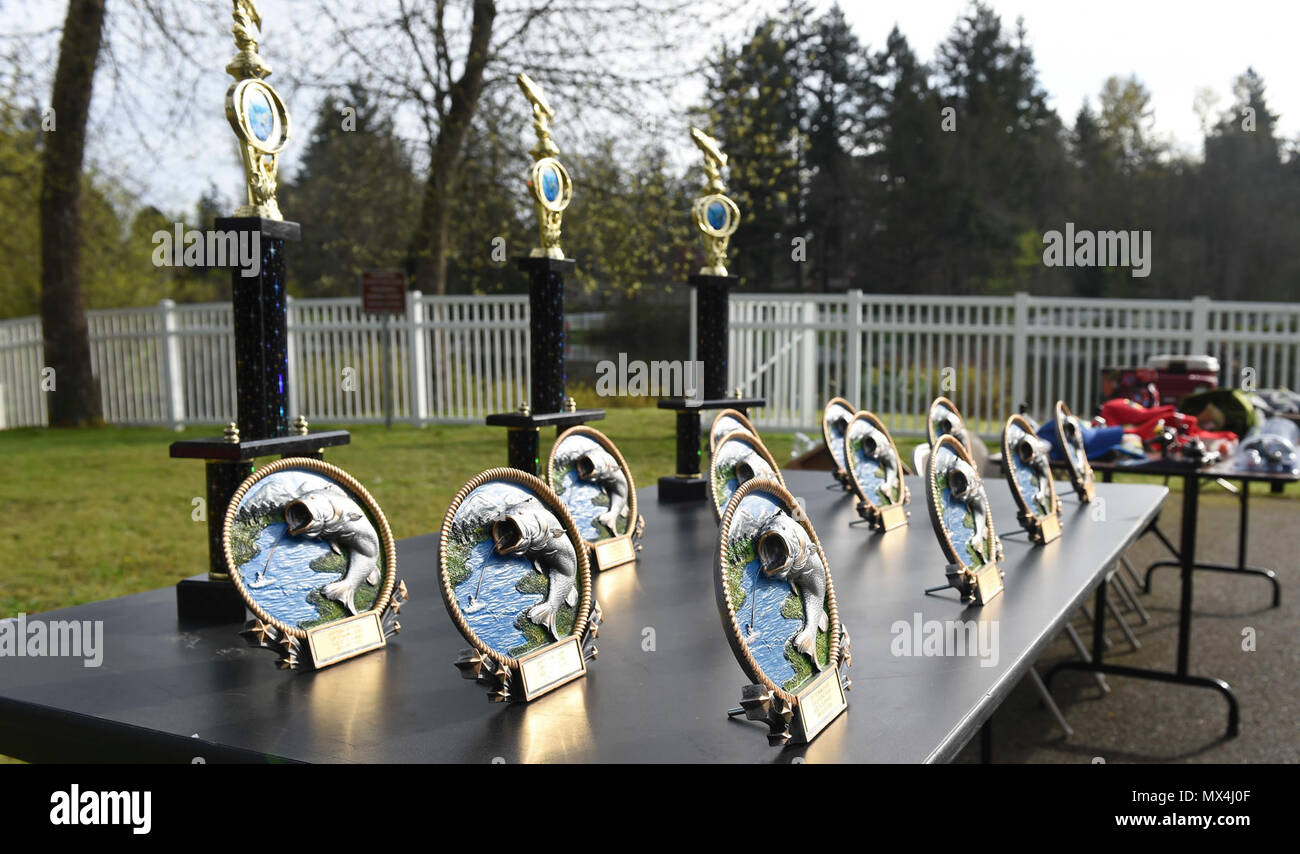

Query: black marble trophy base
[[656, 397, 766, 502], [485, 256, 605, 474], [170, 430, 352, 622], [657, 474, 709, 502], [176, 574, 246, 625], [485, 409, 606, 475]]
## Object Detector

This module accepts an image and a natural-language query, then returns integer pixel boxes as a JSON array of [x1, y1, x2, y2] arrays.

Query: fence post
[[159, 299, 184, 430], [285, 295, 300, 423], [847, 289, 863, 408], [1190, 295, 1209, 355], [800, 299, 817, 426], [408, 289, 428, 426], [1011, 291, 1029, 411]]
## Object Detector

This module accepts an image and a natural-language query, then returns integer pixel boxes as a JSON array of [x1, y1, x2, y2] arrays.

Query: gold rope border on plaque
[[709, 430, 786, 522], [1053, 400, 1096, 498], [545, 424, 639, 547], [708, 407, 759, 455], [222, 456, 398, 641], [843, 410, 907, 511], [926, 395, 974, 457], [1001, 413, 1062, 526], [716, 477, 844, 706], [438, 467, 593, 670], [924, 434, 999, 573]]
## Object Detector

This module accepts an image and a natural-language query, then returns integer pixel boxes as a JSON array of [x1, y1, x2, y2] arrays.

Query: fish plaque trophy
[[709, 430, 785, 522], [821, 397, 857, 489], [440, 469, 602, 702], [1054, 401, 1096, 502], [223, 459, 408, 669], [1002, 414, 1062, 544], [924, 435, 1005, 605], [658, 128, 764, 501], [170, 0, 350, 623], [927, 396, 974, 456], [708, 408, 758, 453], [844, 411, 910, 532], [547, 426, 645, 571], [716, 479, 851, 746], [485, 73, 603, 475]]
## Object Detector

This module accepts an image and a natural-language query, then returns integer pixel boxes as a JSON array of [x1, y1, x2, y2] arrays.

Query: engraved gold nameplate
[[517, 636, 587, 700], [878, 503, 908, 532], [305, 611, 386, 669], [591, 536, 636, 571], [974, 565, 1004, 605], [1039, 512, 1062, 544], [793, 666, 848, 743]]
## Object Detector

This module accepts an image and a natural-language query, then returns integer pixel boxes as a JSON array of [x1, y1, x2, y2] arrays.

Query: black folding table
[[0, 472, 1167, 763]]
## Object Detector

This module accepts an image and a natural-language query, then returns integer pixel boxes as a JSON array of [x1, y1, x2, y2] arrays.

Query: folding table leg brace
[[1142, 477, 1281, 608], [1045, 473, 1240, 738]]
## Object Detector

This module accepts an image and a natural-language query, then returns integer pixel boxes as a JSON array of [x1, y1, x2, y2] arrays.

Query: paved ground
[[955, 486, 1298, 763]]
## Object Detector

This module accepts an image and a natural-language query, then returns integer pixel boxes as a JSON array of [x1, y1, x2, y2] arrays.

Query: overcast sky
[[6, 0, 1297, 216], [834, 0, 1299, 156]]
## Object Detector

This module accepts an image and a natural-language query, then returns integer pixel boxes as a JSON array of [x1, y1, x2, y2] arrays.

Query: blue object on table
[[1037, 420, 1135, 461]]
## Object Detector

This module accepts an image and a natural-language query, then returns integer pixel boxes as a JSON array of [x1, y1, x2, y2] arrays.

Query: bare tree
[[314, 0, 726, 295], [40, 0, 108, 426]]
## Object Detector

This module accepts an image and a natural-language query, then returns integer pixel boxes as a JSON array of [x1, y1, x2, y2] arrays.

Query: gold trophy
[[518, 72, 573, 258], [690, 127, 740, 276], [224, 0, 290, 219]]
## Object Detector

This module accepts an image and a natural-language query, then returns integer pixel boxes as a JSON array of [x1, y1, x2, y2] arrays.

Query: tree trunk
[[411, 0, 496, 295], [413, 153, 454, 295], [39, 0, 106, 426]]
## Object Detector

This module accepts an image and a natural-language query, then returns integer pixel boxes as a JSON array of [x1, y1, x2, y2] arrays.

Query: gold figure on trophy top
[[690, 127, 741, 276], [224, 0, 290, 220], [518, 72, 572, 259]]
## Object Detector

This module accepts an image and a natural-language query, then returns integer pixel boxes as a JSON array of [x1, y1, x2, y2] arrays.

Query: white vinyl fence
[[5, 291, 1296, 435], [0, 293, 529, 429], [722, 292, 1300, 437]]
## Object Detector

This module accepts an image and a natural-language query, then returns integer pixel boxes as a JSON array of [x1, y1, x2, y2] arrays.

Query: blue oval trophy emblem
[[248, 88, 274, 142], [716, 478, 850, 745], [706, 199, 727, 230], [541, 164, 560, 202]]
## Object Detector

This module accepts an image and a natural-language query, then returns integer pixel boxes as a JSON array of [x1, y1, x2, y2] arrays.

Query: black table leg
[[1143, 477, 1281, 607], [1045, 473, 1239, 738]]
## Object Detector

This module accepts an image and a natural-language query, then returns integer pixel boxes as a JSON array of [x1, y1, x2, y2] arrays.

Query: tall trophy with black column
[[485, 73, 604, 475], [171, 0, 350, 622], [658, 128, 764, 501]]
